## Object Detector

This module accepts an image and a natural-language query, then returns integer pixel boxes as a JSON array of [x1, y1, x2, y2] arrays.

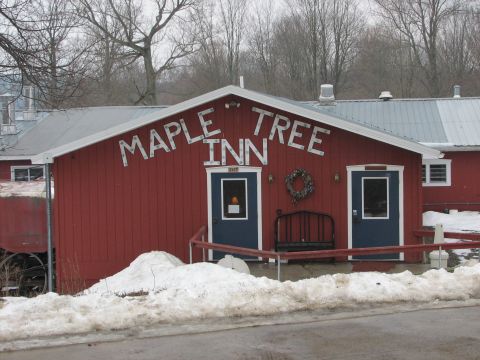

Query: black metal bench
[[274, 210, 335, 253]]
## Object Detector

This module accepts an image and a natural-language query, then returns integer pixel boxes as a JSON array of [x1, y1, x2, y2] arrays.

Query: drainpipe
[[43, 154, 54, 292]]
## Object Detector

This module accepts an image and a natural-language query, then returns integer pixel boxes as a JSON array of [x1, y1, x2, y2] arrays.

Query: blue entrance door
[[351, 170, 400, 260], [210, 171, 259, 260]]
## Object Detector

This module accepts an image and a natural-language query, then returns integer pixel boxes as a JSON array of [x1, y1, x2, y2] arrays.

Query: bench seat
[[274, 210, 335, 254]]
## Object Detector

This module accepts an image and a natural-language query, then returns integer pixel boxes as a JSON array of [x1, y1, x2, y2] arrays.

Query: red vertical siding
[[53, 96, 424, 289], [423, 151, 480, 211]]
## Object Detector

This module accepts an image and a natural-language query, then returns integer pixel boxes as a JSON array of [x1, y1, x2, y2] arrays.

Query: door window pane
[[363, 178, 389, 218], [222, 179, 247, 219]]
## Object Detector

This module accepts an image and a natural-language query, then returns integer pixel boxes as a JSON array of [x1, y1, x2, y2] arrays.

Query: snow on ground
[[0, 181, 54, 198], [423, 211, 480, 233], [1, 251, 480, 343], [423, 211, 480, 263]]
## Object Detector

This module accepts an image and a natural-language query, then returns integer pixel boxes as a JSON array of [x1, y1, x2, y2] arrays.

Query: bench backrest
[[274, 210, 335, 245]]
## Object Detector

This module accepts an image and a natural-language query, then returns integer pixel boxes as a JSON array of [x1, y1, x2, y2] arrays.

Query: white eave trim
[[421, 142, 480, 152], [31, 85, 441, 163], [0, 155, 33, 161]]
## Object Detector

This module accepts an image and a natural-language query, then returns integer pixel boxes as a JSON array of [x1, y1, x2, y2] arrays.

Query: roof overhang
[[0, 155, 33, 161], [31, 85, 441, 164], [421, 143, 480, 152]]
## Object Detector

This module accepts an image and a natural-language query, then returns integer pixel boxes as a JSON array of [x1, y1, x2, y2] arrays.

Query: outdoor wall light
[[225, 101, 241, 109], [268, 174, 275, 183], [334, 172, 340, 183]]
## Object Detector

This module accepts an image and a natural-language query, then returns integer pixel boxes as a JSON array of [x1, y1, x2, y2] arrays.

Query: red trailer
[[0, 181, 49, 295]]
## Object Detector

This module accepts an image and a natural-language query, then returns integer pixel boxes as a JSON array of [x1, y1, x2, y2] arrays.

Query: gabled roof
[[19, 86, 439, 163], [306, 97, 480, 150]]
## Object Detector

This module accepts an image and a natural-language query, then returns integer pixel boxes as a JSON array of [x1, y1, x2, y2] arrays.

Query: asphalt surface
[[3, 304, 480, 360]]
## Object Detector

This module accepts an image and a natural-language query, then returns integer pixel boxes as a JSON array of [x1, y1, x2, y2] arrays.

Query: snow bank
[[87, 251, 184, 295], [423, 211, 480, 233], [0, 181, 54, 198], [1, 251, 480, 342]]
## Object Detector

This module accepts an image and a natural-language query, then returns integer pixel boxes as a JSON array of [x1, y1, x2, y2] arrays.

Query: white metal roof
[[24, 86, 440, 164]]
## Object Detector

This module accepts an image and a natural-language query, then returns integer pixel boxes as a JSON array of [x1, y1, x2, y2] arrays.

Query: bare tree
[[27, 0, 92, 107], [219, 0, 246, 85], [189, 0, 228, 90], [82, 5, 141, 105], [274, 15, 310, 99], [374, 0, 462, 97], [0, 1, 45, 90], [441, 9, 475, 89], [284, 0, 363, 99], [329, 0, 364, 91], [247, 0, 279, 93], [347, 27, 419, 98], [76, 0, 196, 105]]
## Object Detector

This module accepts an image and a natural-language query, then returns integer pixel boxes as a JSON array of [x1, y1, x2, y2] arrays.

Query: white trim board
[[206, 166, 262, 261], [31, 86, 441, 164], [347, 165, 404, 261], [0, 156, 32, 161]]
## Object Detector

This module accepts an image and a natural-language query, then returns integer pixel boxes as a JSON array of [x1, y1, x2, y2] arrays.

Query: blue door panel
[[352, 171, 400, 260], [211, 172, 258, 260]]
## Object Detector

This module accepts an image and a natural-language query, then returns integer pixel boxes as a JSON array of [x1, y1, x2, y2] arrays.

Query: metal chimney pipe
[[318, 84, 335, 105], [453, 85, 461, 98]]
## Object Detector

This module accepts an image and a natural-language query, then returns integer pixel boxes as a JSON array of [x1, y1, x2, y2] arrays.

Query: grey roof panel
[[315, 100, 448, 143], [304, 97, 480, 146], [0, 106, 166, 157], [256, 92, 427, 143], [437, 99, 480, 146]]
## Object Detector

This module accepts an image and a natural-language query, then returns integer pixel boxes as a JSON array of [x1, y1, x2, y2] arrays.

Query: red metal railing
[[189, 226, 480, 280], [413, 229, 480, 241]]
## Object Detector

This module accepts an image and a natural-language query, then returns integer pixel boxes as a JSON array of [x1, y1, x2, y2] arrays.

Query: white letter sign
[[269, 114, 291, 144], [288, 120, 311, 150], [119, 135, 148, 167], [245, 138, 268, 165], [164, 121, 182, 150], [149, 129, 170, 158], [203, 139, 220, 166], [307, 126, 330, 156], [252, 107, 274, 136], [198, 108, 221, 137]]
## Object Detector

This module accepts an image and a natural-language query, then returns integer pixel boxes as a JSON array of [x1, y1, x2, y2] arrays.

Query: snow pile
[[0, 181, 54, 198], [423, 211, 480, 233], [1, 251, 480, 342], [87, 251, 184, 295]]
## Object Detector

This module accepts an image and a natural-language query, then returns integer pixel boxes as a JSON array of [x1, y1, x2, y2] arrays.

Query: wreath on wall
[[285, 168, 314, 204]]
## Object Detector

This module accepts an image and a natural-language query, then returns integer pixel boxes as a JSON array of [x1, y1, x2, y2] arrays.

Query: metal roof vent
[[453, 85, 461, 98], [379, 91, 393, 101], [319, 84, 335, 105]]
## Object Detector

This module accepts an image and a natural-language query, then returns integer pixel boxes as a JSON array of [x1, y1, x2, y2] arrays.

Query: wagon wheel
[[0, 253, 47, 296]]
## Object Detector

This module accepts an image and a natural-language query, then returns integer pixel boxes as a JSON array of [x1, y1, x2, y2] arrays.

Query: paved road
[[3, 306, 480, 360]]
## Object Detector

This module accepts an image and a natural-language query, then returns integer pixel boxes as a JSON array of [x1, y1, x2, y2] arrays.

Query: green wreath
[[285, 168, 314, 204]]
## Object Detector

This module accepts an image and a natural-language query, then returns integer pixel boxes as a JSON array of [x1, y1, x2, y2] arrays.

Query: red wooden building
[[25, 86, 439, 289]]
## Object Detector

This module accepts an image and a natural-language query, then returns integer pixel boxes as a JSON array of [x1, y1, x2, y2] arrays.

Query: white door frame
[[206, 166, 262, 261], [347, 164, 404, 261]]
